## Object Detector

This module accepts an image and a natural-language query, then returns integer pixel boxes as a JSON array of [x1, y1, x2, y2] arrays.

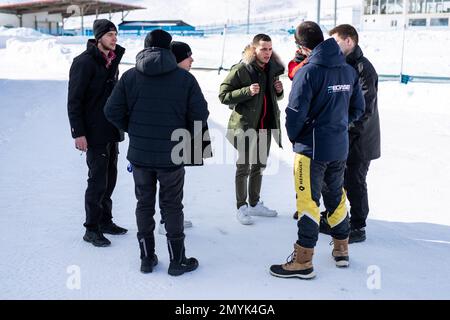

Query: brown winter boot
[[269, 243, 316, 279], [332, 238, 350, 268]]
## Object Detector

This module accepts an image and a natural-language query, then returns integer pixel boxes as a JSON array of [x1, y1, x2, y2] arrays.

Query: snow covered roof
[[0, 0, 145, 17]]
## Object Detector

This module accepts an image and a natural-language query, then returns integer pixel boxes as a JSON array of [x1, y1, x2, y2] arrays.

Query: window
[[392, 0, 404, 14], [409, 0, 427, 14], [386, 0, 395, 14], [426, 1, 437, 13], [381, 0, 387, 14], [373, 0, 380, 14], [364, 0, 372, 14], [408, 18, 427, 26], [444, 0, 450, 13], [430, 18, 449, 26]]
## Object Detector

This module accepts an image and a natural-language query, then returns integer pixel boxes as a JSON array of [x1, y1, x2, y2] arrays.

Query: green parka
[[219, 45, 285, 147]]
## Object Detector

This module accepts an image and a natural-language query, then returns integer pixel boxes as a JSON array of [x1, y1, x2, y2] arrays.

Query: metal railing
[[120, 61, 450, 83]]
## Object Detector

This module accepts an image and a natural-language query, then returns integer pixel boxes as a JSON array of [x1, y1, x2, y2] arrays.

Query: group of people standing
[[67, 19, 380, 280]]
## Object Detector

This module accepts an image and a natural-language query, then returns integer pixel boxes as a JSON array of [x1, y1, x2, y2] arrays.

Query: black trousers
[[132, 165, 185, 241], [84, 143, 118, 231], [345, 160, 371, 229]]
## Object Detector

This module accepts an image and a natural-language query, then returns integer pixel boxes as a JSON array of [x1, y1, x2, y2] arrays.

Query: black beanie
[[93, 19, 117, 40], [295, 21, 324, 50], [144, 29, 172, 49], [170, 41, 192, 63]]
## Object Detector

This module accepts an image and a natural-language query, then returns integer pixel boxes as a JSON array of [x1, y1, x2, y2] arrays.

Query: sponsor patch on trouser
[[294, 154, 320, 225]]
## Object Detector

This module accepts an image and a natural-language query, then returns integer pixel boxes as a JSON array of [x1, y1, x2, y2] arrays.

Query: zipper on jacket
[[312, 128, 316, 160], [260, 95, 267, 129]]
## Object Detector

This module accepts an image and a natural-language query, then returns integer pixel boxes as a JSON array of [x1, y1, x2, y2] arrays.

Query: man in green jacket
[[219, 34, 285, 225]]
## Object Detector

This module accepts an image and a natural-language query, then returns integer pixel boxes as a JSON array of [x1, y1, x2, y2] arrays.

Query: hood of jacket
[[308, 38, 346, 68], [135, 47, 178, 76], [241, 44, 285, 75]]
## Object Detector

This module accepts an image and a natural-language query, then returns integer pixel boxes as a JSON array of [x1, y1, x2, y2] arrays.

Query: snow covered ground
[[0, 28, 450, 299]]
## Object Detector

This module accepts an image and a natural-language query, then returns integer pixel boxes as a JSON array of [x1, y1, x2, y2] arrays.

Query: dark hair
[[144, 29, 172, 49], [294, 21, 324, 50], [329, 24, 359, 45], [252, 33, 271, 45]]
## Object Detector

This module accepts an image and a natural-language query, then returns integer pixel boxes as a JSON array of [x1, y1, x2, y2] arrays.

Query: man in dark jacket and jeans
[[104, 30, 209, 276], [329, 24, 381, 243], [67, 19, 127, 248], [270, 22, 365, 280]]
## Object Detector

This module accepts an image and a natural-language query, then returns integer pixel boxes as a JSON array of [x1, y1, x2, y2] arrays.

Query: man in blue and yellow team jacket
[[270, 22, 365, 280]]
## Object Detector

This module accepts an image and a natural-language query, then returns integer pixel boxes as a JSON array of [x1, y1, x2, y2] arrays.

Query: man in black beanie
[[105, 29, 209, 276], [270, 21, 365, 279], [68, 19, 127, 248], [171, 41, 193, 71], [93, 19, 117, 43]]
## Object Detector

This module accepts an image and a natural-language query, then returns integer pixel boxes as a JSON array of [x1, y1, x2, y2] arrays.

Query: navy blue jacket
[[104, 47, 209, 167], [286, 38, 365, 162]]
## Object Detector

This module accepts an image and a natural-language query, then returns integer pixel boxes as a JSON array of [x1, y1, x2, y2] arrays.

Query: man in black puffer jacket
[[104, 30, 209, 276], [67, 19, 127, 248]]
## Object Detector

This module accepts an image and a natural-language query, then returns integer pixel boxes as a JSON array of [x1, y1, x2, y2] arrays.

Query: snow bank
[[0, 26, 45, 38], [0, 27, 48, 48], [0, 38, 75, 79]]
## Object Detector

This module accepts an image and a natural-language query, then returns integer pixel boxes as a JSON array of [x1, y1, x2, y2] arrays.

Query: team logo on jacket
[[327, 84, 351, 94]]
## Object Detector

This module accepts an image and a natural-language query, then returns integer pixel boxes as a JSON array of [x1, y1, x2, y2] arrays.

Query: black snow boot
[[139, 237, 158, 273], [349, 227, 366, 244], [83, 230, 111, 247], [99, 222, 128, 235], [167, 237, 198, 276]]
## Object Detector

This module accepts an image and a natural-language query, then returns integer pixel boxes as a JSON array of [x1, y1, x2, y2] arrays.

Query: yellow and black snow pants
[[294, 154, 350, 248]]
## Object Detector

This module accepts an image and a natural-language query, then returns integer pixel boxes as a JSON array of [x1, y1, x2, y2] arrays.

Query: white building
[[361, 0, 450, 30]]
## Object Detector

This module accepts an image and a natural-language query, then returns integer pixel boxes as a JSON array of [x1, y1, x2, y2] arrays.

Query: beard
[[99, 40, 116, 51]]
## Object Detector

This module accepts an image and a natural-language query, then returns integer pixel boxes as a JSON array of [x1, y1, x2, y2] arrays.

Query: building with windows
[[118, 20, 203, 36], [0, 0, 144, 36], [362, 0, 450, 30]]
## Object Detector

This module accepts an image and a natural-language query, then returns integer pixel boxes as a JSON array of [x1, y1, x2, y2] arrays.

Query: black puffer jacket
[[67, 40, 125, 145], [346, 45, 381, 163], [104, 47, 209, 168]]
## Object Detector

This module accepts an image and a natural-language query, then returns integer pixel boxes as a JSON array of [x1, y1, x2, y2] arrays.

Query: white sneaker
[[247, 201, 278, 217], [158, 220, 193, 235], [236, 205, 254, 225]]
